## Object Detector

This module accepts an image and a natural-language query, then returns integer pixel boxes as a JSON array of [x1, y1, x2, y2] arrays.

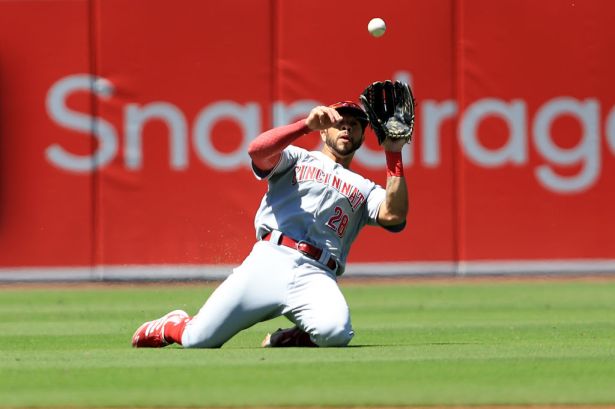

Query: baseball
[[368, 18, 386, 37]]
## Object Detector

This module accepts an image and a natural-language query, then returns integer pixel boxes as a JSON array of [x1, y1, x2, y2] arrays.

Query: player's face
[[322, 114, 365, 157]]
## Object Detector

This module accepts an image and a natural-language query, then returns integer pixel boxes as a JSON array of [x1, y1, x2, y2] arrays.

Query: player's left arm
[[377, 139, 408, 230]]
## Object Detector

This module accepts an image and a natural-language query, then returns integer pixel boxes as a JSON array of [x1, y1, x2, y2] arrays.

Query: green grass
[[1, 279, 615, 407]]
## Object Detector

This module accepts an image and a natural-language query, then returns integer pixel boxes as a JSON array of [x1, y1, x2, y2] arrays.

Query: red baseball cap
[[329, 101, 369, 129]]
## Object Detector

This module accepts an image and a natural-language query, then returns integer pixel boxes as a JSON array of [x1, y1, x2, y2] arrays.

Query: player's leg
[[180, 241, 296, 348], [132, 241, 295, 348], [275, 262, 354, 347]]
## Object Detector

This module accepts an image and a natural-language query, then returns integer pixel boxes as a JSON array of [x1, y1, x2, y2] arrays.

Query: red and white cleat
[[132, 310, 189, 348]]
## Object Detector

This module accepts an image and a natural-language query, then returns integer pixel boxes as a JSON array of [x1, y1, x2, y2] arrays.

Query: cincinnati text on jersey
[[292, 164, 366, 211]]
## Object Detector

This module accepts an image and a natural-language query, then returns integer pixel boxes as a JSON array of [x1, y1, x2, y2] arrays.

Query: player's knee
[[312, 319, 354, 347]]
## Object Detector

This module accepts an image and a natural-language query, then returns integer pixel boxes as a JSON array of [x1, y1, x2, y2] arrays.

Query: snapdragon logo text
[[46, 74, 615, 194]]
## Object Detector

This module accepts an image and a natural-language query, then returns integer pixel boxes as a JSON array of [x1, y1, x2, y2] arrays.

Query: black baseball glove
[[359, 80, 416, 145]]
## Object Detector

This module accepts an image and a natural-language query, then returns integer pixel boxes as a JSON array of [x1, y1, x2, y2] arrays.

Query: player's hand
[[305, 106, 342, 131], [381, 137, 406, 153]]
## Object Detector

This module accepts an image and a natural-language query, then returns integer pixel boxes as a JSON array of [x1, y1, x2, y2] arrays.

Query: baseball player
[[132, 81, 415, 348]]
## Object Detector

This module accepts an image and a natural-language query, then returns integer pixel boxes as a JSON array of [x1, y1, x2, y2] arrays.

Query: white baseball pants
[[181, 240, 354, 348]]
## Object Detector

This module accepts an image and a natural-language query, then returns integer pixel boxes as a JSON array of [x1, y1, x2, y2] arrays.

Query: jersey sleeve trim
[[252, 145, 304, 180], [252, 157, 281, 180], [380, 220, 407, 233]]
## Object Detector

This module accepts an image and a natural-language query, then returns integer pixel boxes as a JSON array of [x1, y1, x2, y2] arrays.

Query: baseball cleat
[[261, 332, 273, 348], [132, 309, 189, 348], [261, 326, 317, 348]]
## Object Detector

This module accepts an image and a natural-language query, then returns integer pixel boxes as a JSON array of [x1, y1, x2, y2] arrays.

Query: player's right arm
[[248, 106, 341, 173], [376, 139, 409, 230]]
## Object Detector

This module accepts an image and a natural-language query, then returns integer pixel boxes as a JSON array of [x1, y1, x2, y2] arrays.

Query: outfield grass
[[1, 278, 614, 407]]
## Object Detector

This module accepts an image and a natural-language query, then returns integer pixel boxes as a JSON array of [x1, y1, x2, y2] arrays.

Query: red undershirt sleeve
[[247, 119, 311, 173]]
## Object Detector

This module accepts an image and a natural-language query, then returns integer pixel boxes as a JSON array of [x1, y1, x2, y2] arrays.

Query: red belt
[[262, 232, 338, 272]]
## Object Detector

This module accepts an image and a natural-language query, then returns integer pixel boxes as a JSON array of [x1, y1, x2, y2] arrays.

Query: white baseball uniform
[[181, 145, 391, 348]]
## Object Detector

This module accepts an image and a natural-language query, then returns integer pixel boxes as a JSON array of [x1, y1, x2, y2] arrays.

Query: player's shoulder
[[284, 144, 311, 159], [346, 168, 378, 191]]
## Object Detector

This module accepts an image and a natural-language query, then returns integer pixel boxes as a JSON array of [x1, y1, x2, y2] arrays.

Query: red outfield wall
[[1, 0, 614, 278]]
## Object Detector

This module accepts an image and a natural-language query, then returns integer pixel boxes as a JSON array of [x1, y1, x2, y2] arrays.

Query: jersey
[[252, 145, 386, 274]]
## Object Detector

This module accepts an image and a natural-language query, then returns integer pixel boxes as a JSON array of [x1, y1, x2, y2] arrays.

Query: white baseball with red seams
[[180, 145, 387, 348]]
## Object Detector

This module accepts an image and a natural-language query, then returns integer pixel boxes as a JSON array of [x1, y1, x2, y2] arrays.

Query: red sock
[[164, 317, 192, 345]]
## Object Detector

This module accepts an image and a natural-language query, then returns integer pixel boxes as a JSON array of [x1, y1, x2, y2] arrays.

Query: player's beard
[[324, 130, 364, 157]]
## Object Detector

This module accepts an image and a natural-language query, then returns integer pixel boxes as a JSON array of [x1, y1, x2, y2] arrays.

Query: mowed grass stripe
[[1, 359, 614, 406], [0, 280, 614, 407]]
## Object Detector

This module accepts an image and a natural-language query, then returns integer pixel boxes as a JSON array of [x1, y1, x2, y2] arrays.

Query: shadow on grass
[[349, 341, 481, 347]]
